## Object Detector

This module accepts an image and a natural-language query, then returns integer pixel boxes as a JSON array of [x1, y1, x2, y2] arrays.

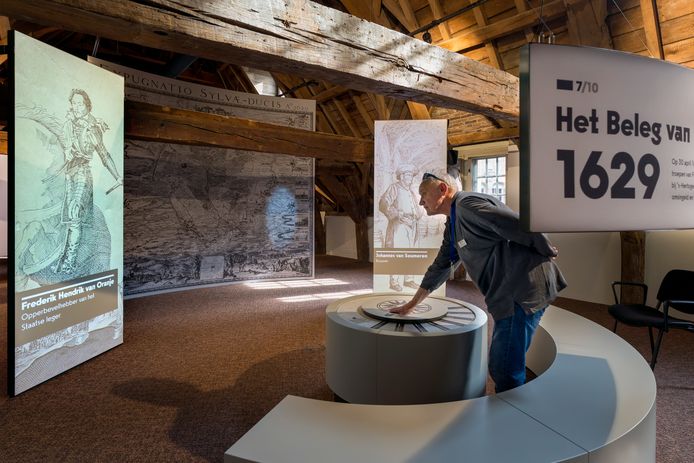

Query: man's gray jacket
[[420, 192, 567, 320]]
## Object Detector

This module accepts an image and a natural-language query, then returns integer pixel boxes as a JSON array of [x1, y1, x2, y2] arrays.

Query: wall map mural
[[124, 142, 313, 295], [88, 58, 316, 296]]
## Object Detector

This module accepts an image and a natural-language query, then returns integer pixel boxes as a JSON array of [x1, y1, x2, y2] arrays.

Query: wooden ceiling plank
[[125, 101, 372, 163], [438, 0, 566, 52], [639, 0, 664, 59], [564, 0, 613, 49]]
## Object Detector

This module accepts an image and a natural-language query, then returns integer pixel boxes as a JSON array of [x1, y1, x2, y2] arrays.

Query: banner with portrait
[[373, 120, 447, 295], [9, 31, 124, 395]]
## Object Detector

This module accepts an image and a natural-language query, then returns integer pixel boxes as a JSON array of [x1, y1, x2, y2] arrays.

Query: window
[[472, 156, 506, 203]]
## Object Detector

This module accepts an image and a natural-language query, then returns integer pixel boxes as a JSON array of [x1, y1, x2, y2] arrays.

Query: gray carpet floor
[[1, 256, 692, 462]]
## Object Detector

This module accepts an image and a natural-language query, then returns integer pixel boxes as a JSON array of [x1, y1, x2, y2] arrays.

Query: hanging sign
[[520, 44, 694, 232]]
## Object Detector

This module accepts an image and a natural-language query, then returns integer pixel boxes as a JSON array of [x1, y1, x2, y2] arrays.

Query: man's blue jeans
[[489, 303, 546, 393]]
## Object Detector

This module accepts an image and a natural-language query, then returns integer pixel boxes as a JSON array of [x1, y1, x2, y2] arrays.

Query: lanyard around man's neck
[[450, 200, 459, 264]]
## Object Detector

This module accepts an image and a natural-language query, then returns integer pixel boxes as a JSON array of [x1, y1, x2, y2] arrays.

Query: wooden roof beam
[[125, 101, 373, 163], [448, 127, 518, 146], [0, 0, 521, 119]]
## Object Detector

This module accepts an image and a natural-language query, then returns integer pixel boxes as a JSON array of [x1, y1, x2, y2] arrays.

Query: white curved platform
[[326, 293, 488, 404], [225, 306, 656, 463]]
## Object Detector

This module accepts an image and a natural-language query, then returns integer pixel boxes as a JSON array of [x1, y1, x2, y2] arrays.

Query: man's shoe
[[403, 280, 419, 290]]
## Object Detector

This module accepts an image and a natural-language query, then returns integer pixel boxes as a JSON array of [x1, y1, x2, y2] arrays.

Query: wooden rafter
[[437, 0, 566, 52], [0, 131, 7, 155], [406, 101, 431, 120], [397, 0, 420, 31], [321, 103, 350, 136], [427, 0, 451, 40], [513, 0, 537, 43], [469, 0, 503, 69], [352, 94, 375, 135], [0, 16, 10, 66], [313, 85, 349, 104], [369, 94, 390, 120], [382, 0, 413, 31], [333, 98, 362, 138], [639, 0, 664, 59], [340, 0, 392, 28], [228, 64, 258, 94]]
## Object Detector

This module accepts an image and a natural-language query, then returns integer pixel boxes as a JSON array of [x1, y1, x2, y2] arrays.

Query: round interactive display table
[[326, 293, 488, 405]]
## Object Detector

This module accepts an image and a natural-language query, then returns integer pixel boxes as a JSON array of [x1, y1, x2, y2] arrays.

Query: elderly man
[[378, 164, 423, 291], [391, 171, 566, 392]]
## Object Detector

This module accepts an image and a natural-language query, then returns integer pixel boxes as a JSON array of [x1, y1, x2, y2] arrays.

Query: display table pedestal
[[325, 293, 488, 405]]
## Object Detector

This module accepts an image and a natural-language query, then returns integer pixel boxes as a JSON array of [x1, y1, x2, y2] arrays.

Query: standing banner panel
[[9, 31, 124, 395], [88, 58, 315, 296], [521, 44, 694, 232], [374, 120, 447, 295]]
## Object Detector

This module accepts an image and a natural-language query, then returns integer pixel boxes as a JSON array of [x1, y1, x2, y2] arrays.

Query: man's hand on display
[[389, 302, 415, 316]]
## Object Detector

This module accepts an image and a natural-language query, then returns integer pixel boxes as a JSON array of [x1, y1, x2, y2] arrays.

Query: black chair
[[609, 269, 694, 370]]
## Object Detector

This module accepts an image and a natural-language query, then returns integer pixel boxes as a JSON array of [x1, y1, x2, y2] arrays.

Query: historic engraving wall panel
[[124, 141, 313, 295], [88, 58, 315, 295]]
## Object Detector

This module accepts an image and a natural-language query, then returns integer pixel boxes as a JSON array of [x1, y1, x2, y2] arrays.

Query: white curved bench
[[225, 306, 656, 463]]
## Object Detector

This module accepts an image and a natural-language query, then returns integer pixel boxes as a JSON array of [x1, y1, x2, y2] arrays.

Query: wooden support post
[[620, 231, 646, 304], [354, 217, 371, 263], [315, 200, 327, 255]]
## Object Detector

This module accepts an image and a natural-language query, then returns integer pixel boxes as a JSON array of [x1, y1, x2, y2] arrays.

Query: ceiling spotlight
[[423, 31, 432, 44]]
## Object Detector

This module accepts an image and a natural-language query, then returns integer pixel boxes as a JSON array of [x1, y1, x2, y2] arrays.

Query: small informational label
[[373, 248, 439, 275], [520, 44, 694, 231], [15, 270, 119, 346]]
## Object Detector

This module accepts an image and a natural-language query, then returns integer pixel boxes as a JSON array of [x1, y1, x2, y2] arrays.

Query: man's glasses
[[422, 172, 443, 182]]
